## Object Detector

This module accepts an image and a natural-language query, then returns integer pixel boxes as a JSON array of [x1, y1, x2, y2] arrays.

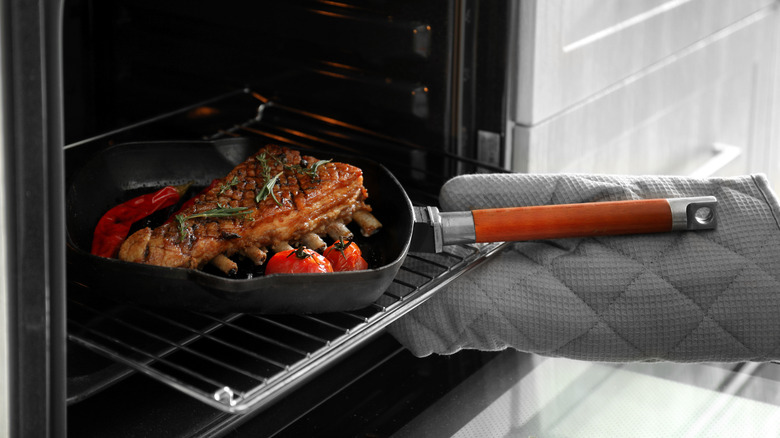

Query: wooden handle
[[472, 199, 673, 243]]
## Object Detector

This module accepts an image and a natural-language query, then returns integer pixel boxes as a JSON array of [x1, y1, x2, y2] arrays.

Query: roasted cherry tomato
[[323, 239, 368, 272], [265, 247, 334, 274]]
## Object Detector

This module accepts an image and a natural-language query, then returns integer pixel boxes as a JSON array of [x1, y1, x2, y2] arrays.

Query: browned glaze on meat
[[118, 145, 379, 270]]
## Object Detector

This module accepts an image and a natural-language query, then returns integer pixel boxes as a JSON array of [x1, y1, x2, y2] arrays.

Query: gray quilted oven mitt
[[388, 173, 780, 362]]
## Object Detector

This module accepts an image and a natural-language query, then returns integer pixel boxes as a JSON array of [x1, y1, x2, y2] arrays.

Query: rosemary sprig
[[175, 204, 252, 241], [255, 172, 283, 206], [218, 176, 239, 195], [301, 159, 331, 178], [270, 153, 332, 179], [255, 152, 331, 207], [256, 152, 272, 178], [256, 153, 283, 206]]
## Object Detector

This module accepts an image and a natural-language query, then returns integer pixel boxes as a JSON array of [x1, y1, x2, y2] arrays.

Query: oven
[[5, 1, 514, 436], [5, 0, 780, 436]]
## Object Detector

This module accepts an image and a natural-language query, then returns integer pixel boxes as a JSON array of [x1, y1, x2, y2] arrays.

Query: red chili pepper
[[323, 239, 368, 272], [91, 183, 191, 258]]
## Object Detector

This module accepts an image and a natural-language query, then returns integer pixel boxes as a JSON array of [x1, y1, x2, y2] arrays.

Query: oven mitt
[[388, 173, 780, 362]]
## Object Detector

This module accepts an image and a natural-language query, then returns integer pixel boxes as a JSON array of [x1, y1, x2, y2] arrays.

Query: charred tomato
[[265, 247, 334, 274], [323, 239, 368, 272]]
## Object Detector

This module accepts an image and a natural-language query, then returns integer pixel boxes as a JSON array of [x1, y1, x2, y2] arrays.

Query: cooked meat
[[118, 145, 380, 270]]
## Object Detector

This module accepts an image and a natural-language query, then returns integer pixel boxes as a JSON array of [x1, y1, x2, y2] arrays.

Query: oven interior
[[63, 1, 511, 435]]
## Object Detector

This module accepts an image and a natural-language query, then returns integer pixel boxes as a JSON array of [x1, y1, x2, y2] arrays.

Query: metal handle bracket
[[667, 196, 718, 231]]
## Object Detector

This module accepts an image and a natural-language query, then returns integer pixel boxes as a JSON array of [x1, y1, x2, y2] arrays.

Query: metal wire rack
[[67, 242, 507, 414]]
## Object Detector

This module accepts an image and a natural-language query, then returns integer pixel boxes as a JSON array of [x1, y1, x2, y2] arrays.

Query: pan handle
[[470, 197, 717, 244], [414, 197, 717, 252]]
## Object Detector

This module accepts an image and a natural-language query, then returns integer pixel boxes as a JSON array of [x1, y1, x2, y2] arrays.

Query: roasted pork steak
[[118, 145, 380, 271]]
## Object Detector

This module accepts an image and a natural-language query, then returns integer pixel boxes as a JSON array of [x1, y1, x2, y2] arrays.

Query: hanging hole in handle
[[694, 206, 714, 225]]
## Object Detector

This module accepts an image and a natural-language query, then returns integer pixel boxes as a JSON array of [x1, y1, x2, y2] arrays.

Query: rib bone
[[211, 254, 238, 275], [272, 241, 293, 253], [241, 246, 268, 265], [352, 210, 382, 237], [301, 233, 327, 251], [326, 222, 353, 241]]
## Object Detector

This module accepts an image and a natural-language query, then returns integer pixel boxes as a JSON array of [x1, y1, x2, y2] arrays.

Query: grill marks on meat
[[118, 145, 379, 270]]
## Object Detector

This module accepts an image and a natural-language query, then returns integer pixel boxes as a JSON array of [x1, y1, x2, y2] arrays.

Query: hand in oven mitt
[[388, 173, 780, 362]]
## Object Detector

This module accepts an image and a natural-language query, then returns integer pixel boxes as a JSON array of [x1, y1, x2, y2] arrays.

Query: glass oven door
[[391, 351, 780, 437]]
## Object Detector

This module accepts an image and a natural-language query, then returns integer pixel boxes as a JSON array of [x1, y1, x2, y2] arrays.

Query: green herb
[[218, 176, 239, 195], [256, 152, 272, 178], [255, 151, 331, 206], [175, 204, 252, 241], [255, 153, 283, 206], [302, 159, 331, 178], [255, 172, 283, 206], [270, 153, 331, 179]]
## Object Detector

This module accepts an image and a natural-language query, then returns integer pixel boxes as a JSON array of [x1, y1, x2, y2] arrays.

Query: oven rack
[[67, 242, 507, 414]]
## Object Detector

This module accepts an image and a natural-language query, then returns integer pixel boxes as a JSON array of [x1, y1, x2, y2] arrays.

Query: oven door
[[0, 23, 10, 438], [1, 1, 68, 437], [390, 353, 780, 437]]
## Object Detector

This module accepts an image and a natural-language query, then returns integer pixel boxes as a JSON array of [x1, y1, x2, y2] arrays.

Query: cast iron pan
[[66, 138, 413, 314]]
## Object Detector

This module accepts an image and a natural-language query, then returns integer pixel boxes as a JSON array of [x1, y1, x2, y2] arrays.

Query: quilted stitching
[[388, 174, 780, 362]]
